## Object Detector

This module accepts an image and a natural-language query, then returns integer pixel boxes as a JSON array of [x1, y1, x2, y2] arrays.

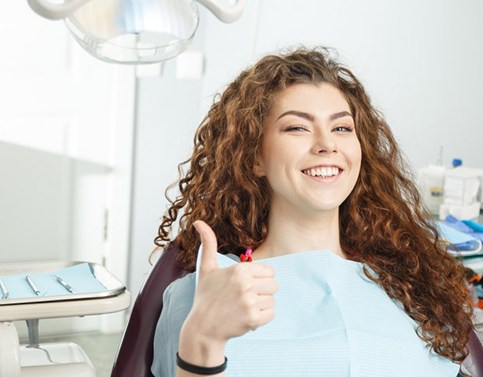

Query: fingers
[[193, 220, 219, 277], [245, 304, 276, 331], [254, 294, 276, 311], [252, 277, 279, 296], [242, 262, 276, 278], [237, 273, 278, 327], [193, 220, 275, 279], [192, 220, 279, 337], [257, 307, 276, 327]]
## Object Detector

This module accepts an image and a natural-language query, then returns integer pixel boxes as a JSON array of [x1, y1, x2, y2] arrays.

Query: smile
[[302, 166, 341, 178]]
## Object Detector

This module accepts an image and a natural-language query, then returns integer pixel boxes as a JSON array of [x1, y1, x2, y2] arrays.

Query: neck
[[254, 203, 345, 260]]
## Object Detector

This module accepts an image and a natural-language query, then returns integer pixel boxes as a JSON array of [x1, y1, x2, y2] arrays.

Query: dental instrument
[[54, 275, 74, 293], [0, 278, 8, 299], [25, 275, 41, 296]]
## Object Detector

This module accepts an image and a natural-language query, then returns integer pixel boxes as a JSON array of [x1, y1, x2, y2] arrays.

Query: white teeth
[[303, 167, 340, 177]]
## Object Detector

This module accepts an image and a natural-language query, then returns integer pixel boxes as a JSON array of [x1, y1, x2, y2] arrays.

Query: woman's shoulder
[[162, 272, 196, 311], [155, 272, 197, 338], [152, 272, 196, 377]]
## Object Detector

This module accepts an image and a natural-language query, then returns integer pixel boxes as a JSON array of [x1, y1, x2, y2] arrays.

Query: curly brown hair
[[154, 46, 473, 362]]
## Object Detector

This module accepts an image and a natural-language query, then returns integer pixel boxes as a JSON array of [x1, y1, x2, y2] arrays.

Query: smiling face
[[255, 83, 362, 219]]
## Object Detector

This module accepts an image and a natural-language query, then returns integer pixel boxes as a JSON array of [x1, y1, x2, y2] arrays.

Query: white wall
[[127, 15, 207, 296], [129, 0, 483, 296], [201, 0, 483, 169], [0, 3, 135, 335]]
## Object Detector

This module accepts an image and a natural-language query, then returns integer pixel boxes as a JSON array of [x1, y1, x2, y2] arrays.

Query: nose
[[311, 129, 337, 154]]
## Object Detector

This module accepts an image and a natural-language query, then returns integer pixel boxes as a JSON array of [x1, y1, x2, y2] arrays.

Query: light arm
[[27, 0, 92, 20], [196, 0, 245, 23]]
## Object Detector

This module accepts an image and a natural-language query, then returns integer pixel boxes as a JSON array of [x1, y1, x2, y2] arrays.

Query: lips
[[302, 166, 341, 178]]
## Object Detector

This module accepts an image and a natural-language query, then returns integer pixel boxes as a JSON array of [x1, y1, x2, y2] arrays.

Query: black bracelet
[[176, 352, 227, 375]]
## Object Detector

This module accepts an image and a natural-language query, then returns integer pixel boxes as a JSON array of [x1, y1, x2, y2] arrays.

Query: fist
[[185, 220, 279, 344]]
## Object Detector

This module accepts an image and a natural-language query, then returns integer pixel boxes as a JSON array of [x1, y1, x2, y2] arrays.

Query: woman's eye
[[285, 125, 308, 132], [333, 125, 354, 132]]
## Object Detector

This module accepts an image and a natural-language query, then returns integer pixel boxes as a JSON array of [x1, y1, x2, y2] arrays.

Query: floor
[[47, 332, 123, 377]]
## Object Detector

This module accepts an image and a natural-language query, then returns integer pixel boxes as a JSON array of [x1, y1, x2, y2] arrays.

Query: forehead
[[268, 83, 351, 117]]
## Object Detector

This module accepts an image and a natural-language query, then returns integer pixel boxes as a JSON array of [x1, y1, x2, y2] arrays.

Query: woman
[[151, 47, 473, 377]]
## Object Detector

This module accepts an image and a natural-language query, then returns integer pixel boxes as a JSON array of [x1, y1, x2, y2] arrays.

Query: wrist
[[179, 317, 226, 367], [176, 353, 227, 376]]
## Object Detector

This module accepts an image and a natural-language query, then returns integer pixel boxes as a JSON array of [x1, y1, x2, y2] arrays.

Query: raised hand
[[178, 220, 278, 368]]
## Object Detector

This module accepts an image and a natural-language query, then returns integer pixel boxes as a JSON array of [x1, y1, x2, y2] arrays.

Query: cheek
[[260, 138, 297, 171]]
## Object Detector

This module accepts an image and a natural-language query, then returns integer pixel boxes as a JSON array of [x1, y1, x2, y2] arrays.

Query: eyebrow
[[329, 111, 353, 121], [276, 110, 353, 122]]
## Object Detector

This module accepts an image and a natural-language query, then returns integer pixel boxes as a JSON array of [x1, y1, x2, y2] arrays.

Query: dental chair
[[111, 242, 188, 377], [110, 242, 483, 377]]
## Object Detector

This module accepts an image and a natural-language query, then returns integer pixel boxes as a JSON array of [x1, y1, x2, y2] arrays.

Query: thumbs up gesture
[[182, 220, 279, 346]]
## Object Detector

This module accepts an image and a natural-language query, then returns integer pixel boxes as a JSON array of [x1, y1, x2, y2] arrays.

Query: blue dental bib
[[198, 250, 459, 377]]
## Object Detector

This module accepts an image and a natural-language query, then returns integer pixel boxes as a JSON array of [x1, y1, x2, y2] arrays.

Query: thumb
[[193, 220, 219, 277]]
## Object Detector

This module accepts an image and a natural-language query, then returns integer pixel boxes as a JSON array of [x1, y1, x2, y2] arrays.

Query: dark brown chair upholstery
[[111, 242, 483, 377], [111, 243, 189, 377]]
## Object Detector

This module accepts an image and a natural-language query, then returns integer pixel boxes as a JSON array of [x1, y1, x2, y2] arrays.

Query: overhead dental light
[[27, 0, 245, 64]]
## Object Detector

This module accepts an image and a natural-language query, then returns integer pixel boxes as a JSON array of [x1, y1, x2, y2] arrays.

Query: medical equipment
[[54, 275, 74, 293], [27, 0, 246, 64], [0, 261, 130, 377], [439, 166, 482, 220], [465, 219, 483, 233], [0, 278, 8, 299], [25, 275, 42, 296], [437, 220, 483, 257], [419, 164, 445, 214]]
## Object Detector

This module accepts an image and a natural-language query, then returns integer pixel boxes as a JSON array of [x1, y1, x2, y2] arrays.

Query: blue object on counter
[[444, 215, 483, 242], [452, 158, 462, 168], [445, 215, 474, 233], [449, 240, 481, 252], [463, 219, 483, 233], [436, 220, 482, 256]]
